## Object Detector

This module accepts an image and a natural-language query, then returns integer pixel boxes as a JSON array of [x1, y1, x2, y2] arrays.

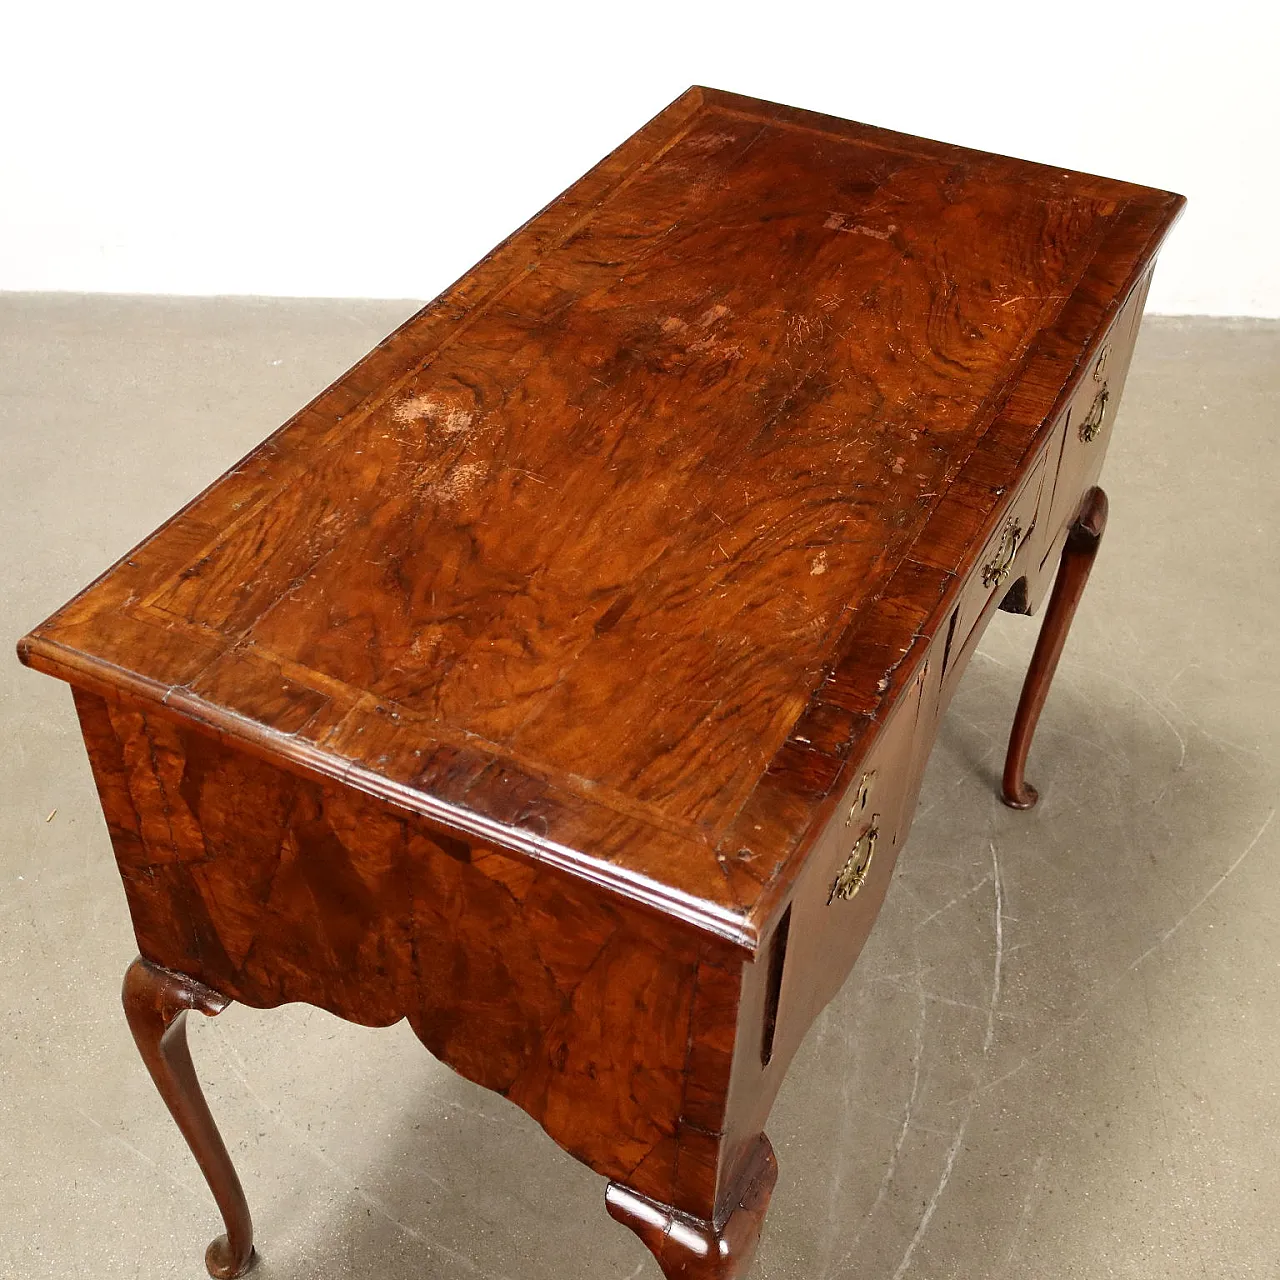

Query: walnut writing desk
[[17, 89, 1182, 1279]]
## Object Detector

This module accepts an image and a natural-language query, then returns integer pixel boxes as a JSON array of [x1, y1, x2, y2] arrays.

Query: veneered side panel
[[72, 686, 743, 1218]]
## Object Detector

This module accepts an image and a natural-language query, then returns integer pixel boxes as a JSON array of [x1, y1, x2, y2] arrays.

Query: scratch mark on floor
[[866, 974, 1033, 1022], [1077, 663, 1187, 773], [913, 874, 993, 930], [997, 1150, 1046, 1275], [975, 805, 1276, 1103], [211, 1034, 517, 1278], [884, 841, 1005, 1280], [73, 1103, 205, 1200], [18, 1035, 205, 1201], [816, 1001, 866, 1273], [827, 979, 927, 1278], [1140, 969, 1211, 1279]]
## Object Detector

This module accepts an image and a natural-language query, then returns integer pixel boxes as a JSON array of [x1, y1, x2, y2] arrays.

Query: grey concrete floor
[[2, 294, 1277, 1280]]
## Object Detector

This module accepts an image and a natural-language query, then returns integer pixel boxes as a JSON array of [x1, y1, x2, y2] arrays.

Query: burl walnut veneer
[[17, 88, 1182, 1279]]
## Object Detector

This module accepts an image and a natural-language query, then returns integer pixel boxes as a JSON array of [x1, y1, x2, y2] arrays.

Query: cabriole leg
[[606, 1135, 777, 1279], [121, 956, 255, 1278], [1002, 486, 1109, 809]]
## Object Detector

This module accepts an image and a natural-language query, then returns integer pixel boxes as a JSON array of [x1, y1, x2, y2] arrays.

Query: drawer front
[[1044, 271, 1151, 540], [778, 656, 930, 1038], [939, 449, 1048, 694]]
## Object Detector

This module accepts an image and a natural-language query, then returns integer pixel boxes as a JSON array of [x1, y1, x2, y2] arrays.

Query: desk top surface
[[20, 88, 1182, 951]]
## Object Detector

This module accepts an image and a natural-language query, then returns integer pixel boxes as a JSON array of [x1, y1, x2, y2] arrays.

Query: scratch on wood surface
[[391, 395, 474, 436], [823, 212, 897, 240], [686, 130, 737, 154], [433, 462, 487, 505]]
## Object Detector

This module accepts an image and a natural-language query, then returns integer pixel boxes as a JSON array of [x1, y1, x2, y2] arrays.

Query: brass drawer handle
[[829, 817, 879, 904], [1079, 383, 1110, 442], [981, 517, 1028, 590]]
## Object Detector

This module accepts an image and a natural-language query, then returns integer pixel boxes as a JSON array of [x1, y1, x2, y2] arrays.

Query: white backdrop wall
[[3, 1, 1277, 315]]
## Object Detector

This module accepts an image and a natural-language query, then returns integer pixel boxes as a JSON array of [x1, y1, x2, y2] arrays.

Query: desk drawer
[[776, 656, 930, 1038], [1044, 272, 1150, 540], [1047, 355, 1118, 531], [940, 450, 1047, 690]]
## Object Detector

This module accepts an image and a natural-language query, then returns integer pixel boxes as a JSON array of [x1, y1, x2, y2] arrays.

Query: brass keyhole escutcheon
[[845, 770, 876, 826], [829, 817, 879, 904], [1079, 383, 1110, 442], [982, 518, 1024, 590], [1093, 343, 1111, 382]]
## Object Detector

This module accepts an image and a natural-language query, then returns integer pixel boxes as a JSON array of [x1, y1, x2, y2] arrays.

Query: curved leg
[[122, 956, 256, 1279], [1002, 486, 1109, 809], [606, 1136, 777, 1279]]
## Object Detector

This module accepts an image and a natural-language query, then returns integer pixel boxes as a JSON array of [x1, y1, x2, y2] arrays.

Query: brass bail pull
[[982, 518, 1024, 590], [1079, 383, 1110, 442], [829, 817, 880, 904]]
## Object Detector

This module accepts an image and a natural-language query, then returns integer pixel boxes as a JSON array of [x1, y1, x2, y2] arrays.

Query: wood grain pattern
[[74, 686, 743, 1218], [18, 86, 1184, 952]]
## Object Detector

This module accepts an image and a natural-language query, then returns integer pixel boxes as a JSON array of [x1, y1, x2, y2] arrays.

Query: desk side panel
[[71, 687, 744, 1218]]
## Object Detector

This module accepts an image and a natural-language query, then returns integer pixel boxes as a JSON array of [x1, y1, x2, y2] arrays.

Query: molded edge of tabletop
[[16, 628, 766, 956]]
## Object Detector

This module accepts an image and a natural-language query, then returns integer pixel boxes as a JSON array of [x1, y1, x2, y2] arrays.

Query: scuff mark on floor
[[883, 840, 1004, 1280]]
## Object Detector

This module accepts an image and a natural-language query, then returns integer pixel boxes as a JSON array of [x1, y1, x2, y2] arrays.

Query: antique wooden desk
[[17, 89, 1182, 1279]]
